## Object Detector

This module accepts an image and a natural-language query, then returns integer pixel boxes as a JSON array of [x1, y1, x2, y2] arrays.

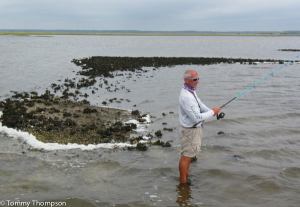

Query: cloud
[[0, 0, 300, 30]]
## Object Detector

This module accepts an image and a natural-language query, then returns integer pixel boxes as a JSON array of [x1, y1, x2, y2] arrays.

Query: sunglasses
[[187, 78, 199, 81]]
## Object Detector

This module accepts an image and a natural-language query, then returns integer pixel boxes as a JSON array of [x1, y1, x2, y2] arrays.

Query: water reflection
[[176, 184, 196, 207]]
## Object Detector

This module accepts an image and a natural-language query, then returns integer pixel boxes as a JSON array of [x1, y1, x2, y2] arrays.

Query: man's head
[[183, 70, 199, 88]]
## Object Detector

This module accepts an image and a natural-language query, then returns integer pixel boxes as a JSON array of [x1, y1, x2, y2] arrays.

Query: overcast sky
[[1, 0, 299, 31]]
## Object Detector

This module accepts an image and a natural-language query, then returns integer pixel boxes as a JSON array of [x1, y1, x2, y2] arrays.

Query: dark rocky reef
[[71, 56, 290, 80], [278, 49, 300, 52], [0, 91, 138, 145]]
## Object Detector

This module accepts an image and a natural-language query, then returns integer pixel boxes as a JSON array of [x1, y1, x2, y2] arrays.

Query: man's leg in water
[[179, 154, 192, 183]]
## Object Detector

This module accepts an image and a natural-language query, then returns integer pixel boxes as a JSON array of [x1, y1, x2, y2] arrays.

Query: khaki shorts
[[179, 126, 203, 157]]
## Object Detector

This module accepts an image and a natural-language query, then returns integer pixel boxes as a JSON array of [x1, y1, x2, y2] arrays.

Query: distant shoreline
[[1, 31, 300, 36]]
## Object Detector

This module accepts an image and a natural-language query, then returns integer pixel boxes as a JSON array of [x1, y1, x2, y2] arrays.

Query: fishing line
[[217, 53, 300, 120]]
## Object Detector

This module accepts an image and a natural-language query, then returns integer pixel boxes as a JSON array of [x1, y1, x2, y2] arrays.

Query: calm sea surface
[[0, 35, 300, 206]]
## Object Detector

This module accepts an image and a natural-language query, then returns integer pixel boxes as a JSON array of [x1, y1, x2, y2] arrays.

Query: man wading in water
[[179, 69, 222, 185]]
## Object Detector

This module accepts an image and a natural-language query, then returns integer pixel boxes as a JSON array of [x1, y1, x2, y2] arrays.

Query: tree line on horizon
[[1, 29, 300, 34]]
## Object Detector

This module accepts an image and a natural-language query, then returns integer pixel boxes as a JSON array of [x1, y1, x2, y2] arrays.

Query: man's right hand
[[212, 107, 222, 116]]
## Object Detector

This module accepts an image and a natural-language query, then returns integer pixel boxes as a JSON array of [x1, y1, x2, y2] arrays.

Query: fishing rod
[[217, 53, 300, 120]]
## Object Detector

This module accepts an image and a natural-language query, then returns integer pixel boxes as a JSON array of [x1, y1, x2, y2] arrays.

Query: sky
[[1, 0, 300, 31]]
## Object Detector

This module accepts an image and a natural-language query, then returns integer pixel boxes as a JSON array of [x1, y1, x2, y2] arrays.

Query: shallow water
[[0, 35, 300, 206]]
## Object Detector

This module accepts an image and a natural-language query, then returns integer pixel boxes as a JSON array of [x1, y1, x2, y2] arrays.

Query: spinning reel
[[217, 112, 225, 120]]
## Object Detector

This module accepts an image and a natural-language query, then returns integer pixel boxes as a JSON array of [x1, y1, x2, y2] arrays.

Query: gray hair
[[183, 70, 192, 80]]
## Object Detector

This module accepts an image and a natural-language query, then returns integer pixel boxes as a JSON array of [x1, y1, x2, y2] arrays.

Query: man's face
[[185, 72, 199, 88]]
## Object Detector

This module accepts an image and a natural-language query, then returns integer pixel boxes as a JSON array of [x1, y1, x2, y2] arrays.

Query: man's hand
[[212, 107, 222, 116]]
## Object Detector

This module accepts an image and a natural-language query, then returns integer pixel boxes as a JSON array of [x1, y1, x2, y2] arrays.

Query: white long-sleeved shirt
[[179, 87, 214, 127]]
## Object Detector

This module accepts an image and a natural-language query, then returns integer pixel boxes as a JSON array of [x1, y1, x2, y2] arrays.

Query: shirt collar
[[183, 83, 196, 93]]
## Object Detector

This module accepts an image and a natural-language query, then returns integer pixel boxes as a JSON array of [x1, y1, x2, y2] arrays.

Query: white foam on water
[[125, 114, 151, 132], [0, 111, 151, 151]]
